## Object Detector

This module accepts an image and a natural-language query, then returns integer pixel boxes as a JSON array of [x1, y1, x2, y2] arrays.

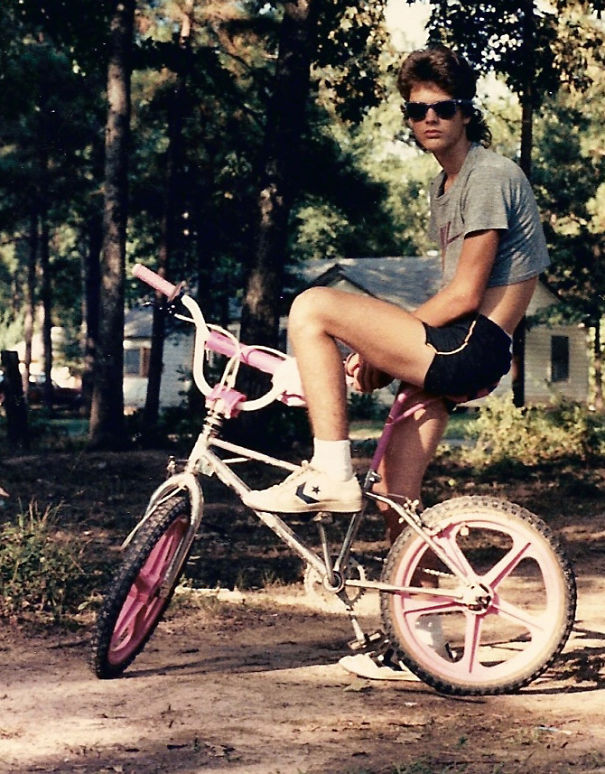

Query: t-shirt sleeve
[[460, 167, 512, 235]]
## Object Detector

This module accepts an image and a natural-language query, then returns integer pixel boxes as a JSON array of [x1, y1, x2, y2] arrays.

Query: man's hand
[[344, 352, 394, 393]]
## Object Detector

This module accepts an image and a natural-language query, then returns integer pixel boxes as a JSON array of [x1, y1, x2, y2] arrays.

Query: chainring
[[303, 558, 367, 607]]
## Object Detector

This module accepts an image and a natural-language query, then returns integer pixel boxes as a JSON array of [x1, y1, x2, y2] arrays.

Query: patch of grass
[[350, 411, 477, 444], [167, 583, 228, 617], [0, 500, 89, 623], [0, 410, 89, 454]]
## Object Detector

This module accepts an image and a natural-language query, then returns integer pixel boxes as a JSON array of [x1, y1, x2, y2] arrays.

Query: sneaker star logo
[[295, 483, 320, 504]]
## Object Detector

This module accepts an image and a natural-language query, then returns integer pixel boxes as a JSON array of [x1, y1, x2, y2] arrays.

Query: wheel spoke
[[460, 613, 484, 673], [490, 595, 549, 637], [400, 595, 460, 617], [112, 590, 155, 644], [132, 567, 161, 597], [482, 538, 533, 589], [433, 525, 477, 581]]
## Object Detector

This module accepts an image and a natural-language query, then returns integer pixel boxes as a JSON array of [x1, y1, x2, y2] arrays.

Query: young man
[[243, 45, 550, 541]]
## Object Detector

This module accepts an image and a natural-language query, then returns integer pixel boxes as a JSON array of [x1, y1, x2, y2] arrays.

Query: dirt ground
[[0, 448, 604, 774]]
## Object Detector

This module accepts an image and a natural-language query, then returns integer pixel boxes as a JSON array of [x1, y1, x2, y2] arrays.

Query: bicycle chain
[[422, 567, 455, 579]]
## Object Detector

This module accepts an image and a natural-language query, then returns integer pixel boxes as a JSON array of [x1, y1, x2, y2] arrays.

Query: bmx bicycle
[[90, 264, 576, 696]]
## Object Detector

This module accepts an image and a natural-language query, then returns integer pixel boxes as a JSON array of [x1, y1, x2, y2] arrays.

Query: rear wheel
[[381, 496, 576, 696], [91, 495, 192, 679]]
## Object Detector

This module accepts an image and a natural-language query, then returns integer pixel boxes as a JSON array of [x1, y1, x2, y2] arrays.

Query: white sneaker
[[416, 615, 450, 659], [243, 464, 362, 514], [338, 652, 421, 682]]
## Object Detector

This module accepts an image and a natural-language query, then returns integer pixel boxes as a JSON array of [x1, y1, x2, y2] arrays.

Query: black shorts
[[423, 314, 512, 405]]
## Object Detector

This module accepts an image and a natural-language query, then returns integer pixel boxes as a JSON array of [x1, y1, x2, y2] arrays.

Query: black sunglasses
[[403, 99, 473, 122]]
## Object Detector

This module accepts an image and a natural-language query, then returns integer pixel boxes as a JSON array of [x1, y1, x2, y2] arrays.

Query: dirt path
[[2, 574, 605, 774], [1, 450, 604, 773]]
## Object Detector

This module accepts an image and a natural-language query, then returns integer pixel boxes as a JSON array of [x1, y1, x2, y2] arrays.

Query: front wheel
[[91, 495, 193, 679], [380, 496, 576, 696]]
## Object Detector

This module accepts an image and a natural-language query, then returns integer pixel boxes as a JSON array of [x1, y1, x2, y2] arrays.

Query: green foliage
[[0, 308, 24, 351], [241, 402, 313, 456], [463, 392, 604, 467], [419, 0, 604, 106], [533, 85, 605, 328], [348, 391, 389, 421], [0, 501, 87, 622]]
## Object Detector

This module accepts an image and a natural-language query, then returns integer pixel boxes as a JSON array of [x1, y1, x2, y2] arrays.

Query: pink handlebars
[[132, 263, 306, 409], [205, 331, 285, 376], [132, 263, 182, 301], [133, 263, 285, 376]]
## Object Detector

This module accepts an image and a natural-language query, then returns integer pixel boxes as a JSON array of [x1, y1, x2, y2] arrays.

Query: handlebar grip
[[133, 264, 181, 300]]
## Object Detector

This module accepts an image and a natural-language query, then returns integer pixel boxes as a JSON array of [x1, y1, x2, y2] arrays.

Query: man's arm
[[347, 229, 500, 392], [414, 229, 500, 326]]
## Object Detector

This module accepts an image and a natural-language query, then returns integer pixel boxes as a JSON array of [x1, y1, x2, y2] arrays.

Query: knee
[[289, 287, 333, 335]]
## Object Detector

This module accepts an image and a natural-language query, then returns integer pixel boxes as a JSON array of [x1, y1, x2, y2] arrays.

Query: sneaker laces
[[263, 461, 312, 491]]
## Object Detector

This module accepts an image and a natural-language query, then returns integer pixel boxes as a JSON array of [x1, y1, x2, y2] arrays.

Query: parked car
[[0, 372, 82, 409], [26, 374, 83, 409]]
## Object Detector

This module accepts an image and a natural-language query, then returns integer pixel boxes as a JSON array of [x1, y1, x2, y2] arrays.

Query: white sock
[[311, 439, 353, 482]]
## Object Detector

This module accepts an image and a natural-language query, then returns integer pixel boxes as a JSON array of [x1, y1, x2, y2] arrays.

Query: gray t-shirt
[[428, 144, 550, 287]]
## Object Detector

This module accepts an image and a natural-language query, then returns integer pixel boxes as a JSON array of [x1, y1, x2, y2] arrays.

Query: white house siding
[[123, 331, 193, 411], [523, 282, 589, 404], [524, 325, 589, 404]]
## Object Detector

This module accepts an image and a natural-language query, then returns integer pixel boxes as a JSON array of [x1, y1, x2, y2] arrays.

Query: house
[[123, 255, 590, 409], [123, 306, 193, 411]]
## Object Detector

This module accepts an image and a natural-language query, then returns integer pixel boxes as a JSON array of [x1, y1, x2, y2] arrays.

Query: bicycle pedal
[[347, 630, 386, 652]]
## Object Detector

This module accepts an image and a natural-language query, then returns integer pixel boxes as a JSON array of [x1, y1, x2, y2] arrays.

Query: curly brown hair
[[398, 45, 492, 147]]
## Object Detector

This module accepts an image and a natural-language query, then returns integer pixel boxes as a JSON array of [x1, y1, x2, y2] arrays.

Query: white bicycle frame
[[128, 264, 489, 646]]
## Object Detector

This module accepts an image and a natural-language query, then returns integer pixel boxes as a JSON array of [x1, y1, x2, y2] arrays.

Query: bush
[[463, 392, 604, 467], [348, 391, 389, 421], [0, 501, 87, 623]]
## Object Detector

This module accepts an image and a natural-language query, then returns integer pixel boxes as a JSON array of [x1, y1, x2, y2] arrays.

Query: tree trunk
[[81, 211, 103, 413], [512, 0, 536, 408], [142, 2, 194, 436], [1, 350, 29, 450], [23, 210, 38, 393], [239, 0, 319, 353], [89, 0, 135, 449], [594, 318, 603, 412], [39, 214, 54, 408]]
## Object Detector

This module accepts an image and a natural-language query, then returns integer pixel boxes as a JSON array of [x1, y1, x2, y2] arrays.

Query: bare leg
[[243, 288, 439, 514], [288, 287, 434, 441], [373, 393, 450, 543]]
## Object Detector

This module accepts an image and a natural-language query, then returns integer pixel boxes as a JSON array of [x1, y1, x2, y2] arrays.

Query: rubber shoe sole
[[338, 653, 421, 682]]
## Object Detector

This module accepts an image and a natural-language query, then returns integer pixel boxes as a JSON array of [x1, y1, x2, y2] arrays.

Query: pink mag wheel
[[380, 496, 576, 696], [107, 515, 189, 665], [90, 494, 193, 679]]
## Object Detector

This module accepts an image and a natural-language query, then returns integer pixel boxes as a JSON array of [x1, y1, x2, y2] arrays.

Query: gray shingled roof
[[125, 255, 443, 338], [124, 306, 153, 338], [302, 255, 442, 309]]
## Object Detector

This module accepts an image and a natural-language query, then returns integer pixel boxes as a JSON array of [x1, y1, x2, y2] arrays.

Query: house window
[[551, 336, 569, 383], [124, 347, 150, 377]]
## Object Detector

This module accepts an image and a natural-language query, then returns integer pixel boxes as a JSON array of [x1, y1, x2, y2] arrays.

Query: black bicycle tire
[[380, 496, 576, 696], [90, 495, 192, 679]]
